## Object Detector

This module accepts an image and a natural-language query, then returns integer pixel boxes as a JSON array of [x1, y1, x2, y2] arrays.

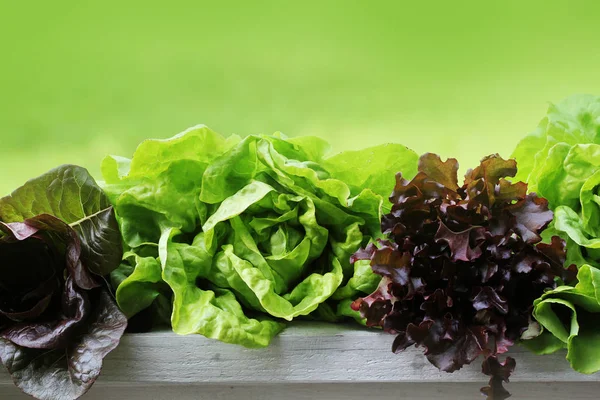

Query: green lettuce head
[[512, 94, 600, 372], [101, 125, 418, 347], [511, 94, 600, 268]]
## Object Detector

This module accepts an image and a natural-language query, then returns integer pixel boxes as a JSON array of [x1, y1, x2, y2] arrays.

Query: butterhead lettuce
[[102, 125, 418, 347], [511, 94, 600, 268], [512, 94, 600, 373]]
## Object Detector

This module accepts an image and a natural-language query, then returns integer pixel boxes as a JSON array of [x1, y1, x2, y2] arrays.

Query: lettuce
[[102, 125, 418, 347], [511, 94, 600, 372], [511, 94, 600, 268], [0, 166, 126, 400], [351, 153, 573, 400]]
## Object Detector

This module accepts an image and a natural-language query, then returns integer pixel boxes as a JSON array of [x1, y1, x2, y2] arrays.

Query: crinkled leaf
[[511, 94, 600, 197], [197, 188, 344, 321], [506, 193, 553, 244], [464, 155, 518, 207], [417, 153, 460, 191], [353, 153, 570, 399], [101, 126, 237, 247], [510, 95, 600, 269], [106, 127, 419, 348], [160, 228, 284, 347], [435, 223, 485, 262]]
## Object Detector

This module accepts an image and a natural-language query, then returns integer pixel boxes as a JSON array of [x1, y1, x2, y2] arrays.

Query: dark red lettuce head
[[352, 154, 575, 399], [0, 165, 127, 400], [0, 215, 104, 348]]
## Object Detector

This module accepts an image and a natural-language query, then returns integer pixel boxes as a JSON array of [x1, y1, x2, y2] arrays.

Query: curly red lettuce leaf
[[352, 153, 574, 399], [481, 356, 516, 400]]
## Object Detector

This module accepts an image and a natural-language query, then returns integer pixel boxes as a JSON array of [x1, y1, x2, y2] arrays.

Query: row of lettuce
[[0, 94, 598, 400]]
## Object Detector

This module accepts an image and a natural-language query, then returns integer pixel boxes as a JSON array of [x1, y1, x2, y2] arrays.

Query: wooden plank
[[3, 383, 600, 400], [0, 322, 599, 399]]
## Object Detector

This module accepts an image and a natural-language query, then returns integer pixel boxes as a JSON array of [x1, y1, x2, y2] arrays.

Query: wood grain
[[4, 383, 600, 400], [1, 322, 599, 399]]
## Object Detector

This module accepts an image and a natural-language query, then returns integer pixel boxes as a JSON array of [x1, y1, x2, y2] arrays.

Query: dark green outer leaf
[[0, 289, 127, 400], [0, 165, 122, 276], [0, 165, 110, 223]]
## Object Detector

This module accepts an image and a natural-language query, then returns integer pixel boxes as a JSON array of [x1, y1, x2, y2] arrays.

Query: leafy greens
[[351, 153, 573, 400], [530, 264, 600, 374], [102, 125, 419, 347], [0, 165, 126, 400], [512, 94, 600, 374], [512, 94, 600, 268]]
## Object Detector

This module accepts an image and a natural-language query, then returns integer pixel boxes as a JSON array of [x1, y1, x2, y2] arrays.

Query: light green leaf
[[511, 94, 600, 202], [512, 124, 547, 184], [102, 126, 237, 247], [580, 169, 600, 237], [511, 95, 600, 270], [324, 143, 419, 206], [332, 259, 380, 301], [160, 229, 284, 347], [113, 252, 169, 318], [532, 265, 600, 373], [554, 206, 600, 249], [199, 136, 260, 204], [203, 180, 275, 232]]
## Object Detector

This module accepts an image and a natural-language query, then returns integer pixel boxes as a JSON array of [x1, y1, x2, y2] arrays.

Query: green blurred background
[[2, 1, 600, 195]]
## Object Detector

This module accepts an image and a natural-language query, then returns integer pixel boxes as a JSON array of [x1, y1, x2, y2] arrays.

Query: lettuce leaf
[[531, 264, 600, 374], [511, 95, 600, 267], [512, 94, 600, 193], [512, 94, 600, 373], [101, 125, 239, 247]]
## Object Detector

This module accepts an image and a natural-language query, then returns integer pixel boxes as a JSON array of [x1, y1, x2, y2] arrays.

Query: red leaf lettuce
[[0, 165, 126, 400], [352, 154, 574, 399]]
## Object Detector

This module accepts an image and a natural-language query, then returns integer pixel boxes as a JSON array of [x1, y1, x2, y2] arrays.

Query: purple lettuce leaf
[[0, 289, 127, 400]]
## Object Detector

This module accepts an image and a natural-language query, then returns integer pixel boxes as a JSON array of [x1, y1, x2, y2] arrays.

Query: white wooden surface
[[1, 322, 599, 399]]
